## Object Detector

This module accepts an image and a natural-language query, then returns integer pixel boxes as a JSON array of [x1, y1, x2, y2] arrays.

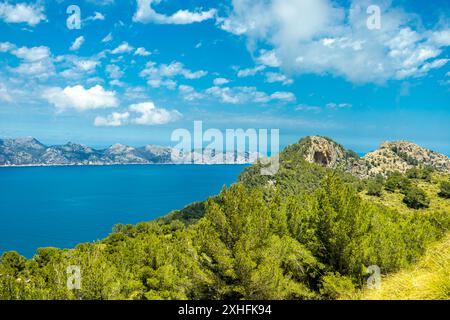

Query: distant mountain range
[[2, 137, 450, 177], [0, 137, 254, 166]]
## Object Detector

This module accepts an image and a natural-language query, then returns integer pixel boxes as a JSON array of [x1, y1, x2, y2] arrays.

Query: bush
[[406, 167, 433, 181], [438, 181, 450, 199], [366, 180, 383, 197], [403, 186, 430, 209], [385, 172, 411, 193], [319, 273, 357, 300]]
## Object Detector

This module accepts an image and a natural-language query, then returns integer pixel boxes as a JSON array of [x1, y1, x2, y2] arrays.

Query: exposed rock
[[296, 136, 450, 178]]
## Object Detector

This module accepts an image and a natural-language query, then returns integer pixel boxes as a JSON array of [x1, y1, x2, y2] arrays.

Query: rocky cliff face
[[296, 136, 450, 178]]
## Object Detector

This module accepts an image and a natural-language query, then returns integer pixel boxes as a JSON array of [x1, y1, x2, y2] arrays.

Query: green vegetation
[[438, 181, 450, 199], [403, 186, 430, 209], [366, 179, 383, 197], [0, 137, 449, 300], [364, 233, 450, 300], [406, 167, 433, 181], [385, 171, 411, 193]]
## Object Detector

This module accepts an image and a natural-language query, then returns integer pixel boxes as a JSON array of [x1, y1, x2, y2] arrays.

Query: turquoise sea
[[0, 164, 247, 258]]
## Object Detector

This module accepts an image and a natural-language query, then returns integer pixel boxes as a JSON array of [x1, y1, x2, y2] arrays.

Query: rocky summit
[[296, 136, 450, 178]]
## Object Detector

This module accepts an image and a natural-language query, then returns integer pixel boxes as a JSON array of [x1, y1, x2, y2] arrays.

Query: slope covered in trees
[[1, 137, 449, 300]]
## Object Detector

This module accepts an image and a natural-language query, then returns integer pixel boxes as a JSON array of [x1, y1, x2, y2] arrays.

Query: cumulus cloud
[[213, 77, 229, 86], [9, 45, 54, 78], [94, 112, 129, 126], [0, 41, 14, 52], [133, 0, 216, 25], [205, 86, 295, 104], [69, 36, 85, 51], [0, 2, 46, 26], [270, 91, 295, 102], [111, 42, 134, 54], [220, 0, 450, 83], [140, 60, 207, 89], [135, 47, 151, 56], [12, 46, 50, 61], [237, 65, 265, 77], [43, 85, 118, 111], [129, 102, 182, 125], [95, 101, 182, 126], [256, 50, 281, 67], [265, 72, 293, 85], [106, 64, 123, 79]]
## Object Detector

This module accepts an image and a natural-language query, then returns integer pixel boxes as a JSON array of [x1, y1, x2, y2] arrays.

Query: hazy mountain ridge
[[0, 137, 255, 166]]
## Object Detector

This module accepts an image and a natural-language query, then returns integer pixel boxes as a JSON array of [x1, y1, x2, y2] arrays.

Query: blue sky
[[0, 0, 449, 153]]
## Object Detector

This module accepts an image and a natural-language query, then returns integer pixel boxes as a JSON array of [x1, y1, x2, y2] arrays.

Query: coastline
[[0, 162, 253, 168]]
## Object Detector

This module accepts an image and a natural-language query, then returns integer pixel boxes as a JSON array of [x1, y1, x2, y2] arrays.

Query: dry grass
[[362, 233, 450, 300]]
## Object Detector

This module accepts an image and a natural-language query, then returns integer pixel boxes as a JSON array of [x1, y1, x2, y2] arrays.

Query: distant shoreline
[[0, 162, 252, 168]]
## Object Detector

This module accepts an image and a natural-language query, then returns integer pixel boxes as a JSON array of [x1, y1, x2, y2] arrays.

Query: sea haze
[[0, 164, 247, 258]]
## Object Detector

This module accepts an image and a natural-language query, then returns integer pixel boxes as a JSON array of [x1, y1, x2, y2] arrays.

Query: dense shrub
[[385, 172, 411, 193], [366, 180, 383, 197], [403, 186, 430, 209], [438, 181, 450, 199], [406, 167, 433, 181]]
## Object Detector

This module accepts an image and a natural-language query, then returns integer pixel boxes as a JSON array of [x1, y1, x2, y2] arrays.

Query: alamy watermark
[[366, 265, 381, 289], [170, 121, 279, 175], [67, 265, 81, 290]]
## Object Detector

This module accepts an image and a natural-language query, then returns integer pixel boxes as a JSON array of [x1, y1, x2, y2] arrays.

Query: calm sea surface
[[0, 164, 247, 258]]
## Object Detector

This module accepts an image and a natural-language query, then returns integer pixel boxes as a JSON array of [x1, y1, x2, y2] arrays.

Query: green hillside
[[1, 137, 449, 300]]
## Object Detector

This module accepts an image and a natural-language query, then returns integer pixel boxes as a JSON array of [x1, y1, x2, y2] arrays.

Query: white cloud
[[102, 32, 113, 43], [133, 0, 216, 25], [256, 50, 281, 67], [205, 86, 295, 104], [86, 12, 105, 22], [147, 78, 177, 90], [95, 112, 129, 126], [13, 59, 55, 79], [73, 59, 99, 72], [129, 102, 182, 125], [106, 64, 123, 79], [220, 0, 450, 83], [0, 2, 46, 26], [70, 36, 85, 51], [43, 85, 118, 111], [265, 72, 292, 85], [12, 46, 50, 61], [270, 91, 295, 102], [135, 47, 151, 56], [9, 45, 54, 79], [140, 61, 207, 89], [110, 79, 126, 87], [111, 42, 134, 54], [0, 41, 14, 52], [327, 102, 352, 110], [178, 84, 205, 101], [237, 65, 265, 77], [0, 83, 12, 102], [213, 77, 229, 86]]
